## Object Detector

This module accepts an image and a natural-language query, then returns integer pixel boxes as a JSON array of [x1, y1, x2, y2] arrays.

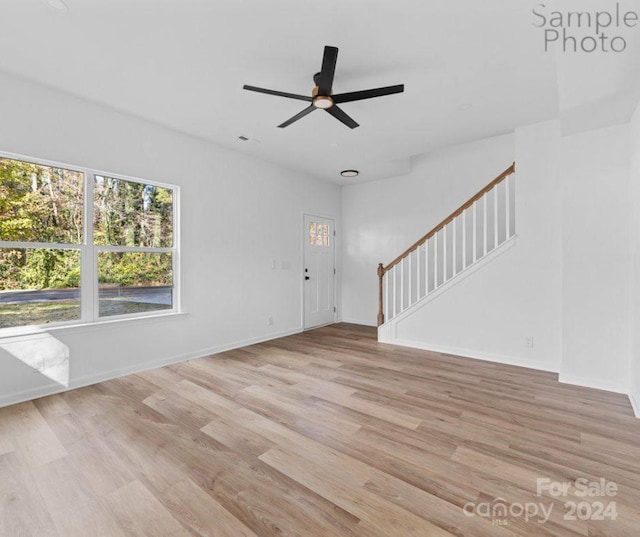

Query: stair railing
[[377, 163, 516, 326]]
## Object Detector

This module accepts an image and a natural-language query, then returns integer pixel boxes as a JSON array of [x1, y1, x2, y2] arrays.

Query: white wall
[[559, 124, 631, 393], [344, 119, 635, 394], [341, 134, 515, 326], [0, 72, 341, 407], [374, 122, 564, 371], [629, 102, 640, 413], [2, 68, 636, 409]]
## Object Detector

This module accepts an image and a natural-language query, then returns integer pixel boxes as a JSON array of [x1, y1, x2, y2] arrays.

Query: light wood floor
[[1, 323, 640, 536]]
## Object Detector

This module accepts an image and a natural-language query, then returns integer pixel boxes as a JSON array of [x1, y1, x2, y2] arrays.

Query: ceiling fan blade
[[243, 85, 312, 102], [317, 46, 339, 95], [325, 105, 359, 129], [278, 105, 316, 128], [333, 84, 405, 104]]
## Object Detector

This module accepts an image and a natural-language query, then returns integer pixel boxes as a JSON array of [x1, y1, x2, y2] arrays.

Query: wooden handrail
[[382, 162, 515, 274], [376, 162, 515, 326]]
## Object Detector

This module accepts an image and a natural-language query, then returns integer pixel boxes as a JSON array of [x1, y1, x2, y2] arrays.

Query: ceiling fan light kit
[[312, 95, 334, 109], [243, 45, 404, 129]]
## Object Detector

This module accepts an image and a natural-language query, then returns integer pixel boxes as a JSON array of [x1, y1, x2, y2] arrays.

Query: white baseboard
[[558, 373, 628, 395], [340, 318, 378, 327], [0, 327, 302, 409], [383, 338, 559, 373], [385, 340, 636, 413], [628, 392, 640, 418]]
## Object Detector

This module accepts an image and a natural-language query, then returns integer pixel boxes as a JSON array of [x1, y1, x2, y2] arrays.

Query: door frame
[[301, 213, 337, 330]]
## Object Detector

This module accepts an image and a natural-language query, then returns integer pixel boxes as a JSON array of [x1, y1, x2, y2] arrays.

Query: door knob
[[305, 276, 310, 280]]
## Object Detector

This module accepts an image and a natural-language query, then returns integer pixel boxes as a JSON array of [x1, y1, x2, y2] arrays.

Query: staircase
[[377, 163, 516, 327]]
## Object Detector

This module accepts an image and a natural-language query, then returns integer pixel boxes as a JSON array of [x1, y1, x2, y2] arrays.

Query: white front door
[[304, 215, 335, 329]]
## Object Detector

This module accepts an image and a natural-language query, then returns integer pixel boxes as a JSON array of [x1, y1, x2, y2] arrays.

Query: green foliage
[[93, 176, 173, 248], [98, 252, 172, 287], [1, 158, 173, 291], [94, 176, 173, 287], [0, 157, 83, 244], [0, 157, 84, 291], [0, 248, 80, 291], [21, 249, 81, 289]]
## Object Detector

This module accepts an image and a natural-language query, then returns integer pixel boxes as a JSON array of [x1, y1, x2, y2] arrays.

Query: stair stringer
[[379, 235, 517, 344]]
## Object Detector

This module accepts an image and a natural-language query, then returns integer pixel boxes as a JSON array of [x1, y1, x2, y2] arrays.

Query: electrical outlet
[[524, 336, 534, 349], [268, 316, 274, 327]]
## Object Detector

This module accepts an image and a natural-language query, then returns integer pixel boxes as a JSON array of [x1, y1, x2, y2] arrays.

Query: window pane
[[0, 248, 81, 329], [308, 222, 316, 245], [94, 176, 173, 247], [98, 252, 173, 317], [0, 157, 83, 244]]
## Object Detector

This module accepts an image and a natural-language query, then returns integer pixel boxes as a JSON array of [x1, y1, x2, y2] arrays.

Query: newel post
[[377, 263, 385, 327]]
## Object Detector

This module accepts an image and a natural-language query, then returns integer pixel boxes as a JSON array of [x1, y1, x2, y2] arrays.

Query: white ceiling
[[0, 0, 638, 183]]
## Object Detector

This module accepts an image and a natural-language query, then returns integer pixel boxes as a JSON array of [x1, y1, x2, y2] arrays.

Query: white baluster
[[462, 210, 467, 270], [452, 216, 457, 276], [384, 272, 389, 320], [434, 232, 439, 288], [506, 173, 511, 238], [417, 244, 421, 300], [391, 265, 398, 318], [494, 185, 499, 248], [400, 258, 404, 313], [473, 202, 477, 263], [443, 224, 448, 282], [483, 193, 488, 256], [425, 239, 430, 293], [408, 252, 413, 307]]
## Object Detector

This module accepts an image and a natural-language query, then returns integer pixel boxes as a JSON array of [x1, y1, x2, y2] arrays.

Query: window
[[0, 153, 179, 331], [309, 221, 330, 247], [93, 175, 175, 318]]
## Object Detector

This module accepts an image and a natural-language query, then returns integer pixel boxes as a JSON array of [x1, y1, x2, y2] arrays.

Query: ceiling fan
[[243, 45, 404, 129]]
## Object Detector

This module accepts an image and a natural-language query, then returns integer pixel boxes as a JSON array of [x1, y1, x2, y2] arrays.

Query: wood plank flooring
[[1, 323, 640, 536]]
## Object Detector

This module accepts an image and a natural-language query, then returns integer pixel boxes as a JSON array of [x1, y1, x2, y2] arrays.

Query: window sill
[[0, 311, 189, 339]]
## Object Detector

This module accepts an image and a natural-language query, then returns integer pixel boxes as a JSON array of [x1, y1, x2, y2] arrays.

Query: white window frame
[[0, 150, 181, 334]]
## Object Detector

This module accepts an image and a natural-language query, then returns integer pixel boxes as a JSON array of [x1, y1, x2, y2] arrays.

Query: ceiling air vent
[[238, 135, 260, 143]]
